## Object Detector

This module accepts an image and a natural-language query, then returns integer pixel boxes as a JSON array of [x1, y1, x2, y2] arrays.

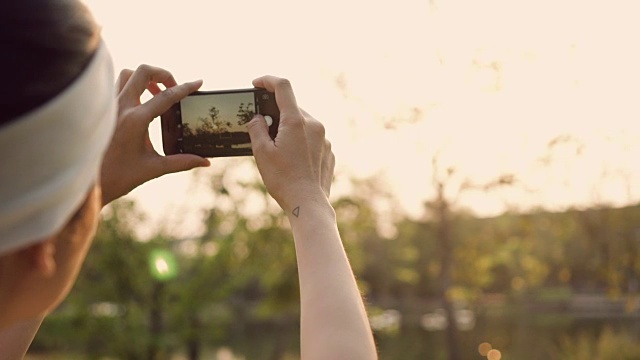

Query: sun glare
[[84, 0, 640, 236], [154, 258, 170, 276]]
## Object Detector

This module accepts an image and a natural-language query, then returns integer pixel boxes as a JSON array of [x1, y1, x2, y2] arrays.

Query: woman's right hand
[[246, 76, 335, 216], [100, 65, 210, 206]]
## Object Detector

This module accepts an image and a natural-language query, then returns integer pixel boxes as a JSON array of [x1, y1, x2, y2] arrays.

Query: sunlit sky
[[84, 0, 640, 237]]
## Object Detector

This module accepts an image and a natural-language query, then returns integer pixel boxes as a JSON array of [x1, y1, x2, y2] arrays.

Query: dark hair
[[0, 0, 101, 126]]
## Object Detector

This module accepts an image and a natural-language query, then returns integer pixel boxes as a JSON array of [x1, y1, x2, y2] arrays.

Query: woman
[[0, 1, 377, 359]]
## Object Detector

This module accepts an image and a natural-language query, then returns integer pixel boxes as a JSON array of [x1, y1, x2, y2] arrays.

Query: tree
[[63, 200, 168, 359], [183, 122, 194, 137], [197, 106, 231, 135], [236, 103, 255, 126]]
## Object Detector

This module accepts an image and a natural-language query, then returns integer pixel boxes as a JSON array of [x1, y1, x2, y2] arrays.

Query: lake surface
[[192, 314, 640, 359], [29, 309, 640, 359]]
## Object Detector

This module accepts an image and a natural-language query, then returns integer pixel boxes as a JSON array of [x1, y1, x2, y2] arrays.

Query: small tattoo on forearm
[[292, 206, 300, 218]]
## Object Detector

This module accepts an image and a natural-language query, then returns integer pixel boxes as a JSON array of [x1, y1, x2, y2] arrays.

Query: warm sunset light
[[82, 0, 640, 239], [23, 1, 640, 359]]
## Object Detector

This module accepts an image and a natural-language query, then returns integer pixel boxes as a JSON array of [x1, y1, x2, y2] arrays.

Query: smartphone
[[161, 88, 279, 157]]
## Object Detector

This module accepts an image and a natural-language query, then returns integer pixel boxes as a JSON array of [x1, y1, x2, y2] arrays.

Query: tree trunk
[[435, 183, 461, 360], [147, 282, 164, 360], [187, 315, 202, 360]]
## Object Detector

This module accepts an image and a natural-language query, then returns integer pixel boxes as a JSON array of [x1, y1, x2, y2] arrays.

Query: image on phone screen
[[180, 92, 256, 154], [161, 87, 278, 158]]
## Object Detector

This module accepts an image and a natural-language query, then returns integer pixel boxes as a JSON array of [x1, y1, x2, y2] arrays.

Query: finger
[[252, 76, 301, 117], [247, 115, 274, 153], [147, 82, 163, 96], [136, 80, 203, 123], [153, 154, 210, 178], [119, 64, 178, 108], [116, 69, 134, 93]]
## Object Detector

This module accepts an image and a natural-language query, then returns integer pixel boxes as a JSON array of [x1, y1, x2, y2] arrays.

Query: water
[[198, 314, 640, 359], [31, 310, 640, 359]]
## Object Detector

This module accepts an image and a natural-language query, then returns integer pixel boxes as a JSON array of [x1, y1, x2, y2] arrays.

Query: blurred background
[[27, 0, 640, 359]]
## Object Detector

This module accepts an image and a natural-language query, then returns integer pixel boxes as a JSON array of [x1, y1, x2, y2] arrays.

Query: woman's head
[[0, 0, 114, 328], [0, 0, 101, 125]]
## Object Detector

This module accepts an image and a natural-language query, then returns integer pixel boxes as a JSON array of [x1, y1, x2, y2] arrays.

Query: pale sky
[[84, 0, 640, 238]]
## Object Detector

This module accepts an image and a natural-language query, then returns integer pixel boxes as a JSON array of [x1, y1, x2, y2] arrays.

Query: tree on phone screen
[[197, 106, 231, 135], [183, 122, 194, 137], [236, 103, 255, 126]]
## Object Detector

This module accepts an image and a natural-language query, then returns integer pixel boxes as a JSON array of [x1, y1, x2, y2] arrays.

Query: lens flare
[[148, 249, 178, 281], [155, 257, 170, 275], [478, 342, 492, 356], [487, 349, 502, 360]]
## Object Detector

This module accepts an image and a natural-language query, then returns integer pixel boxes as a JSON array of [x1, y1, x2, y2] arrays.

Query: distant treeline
[[32, 171, 640, 359]]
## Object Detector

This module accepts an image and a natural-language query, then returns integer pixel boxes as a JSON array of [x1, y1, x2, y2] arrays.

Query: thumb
[[247, 115, 272, 151], [157, 154, 210, 176]]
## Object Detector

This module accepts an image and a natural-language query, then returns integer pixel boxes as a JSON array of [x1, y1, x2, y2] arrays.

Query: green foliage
[[31, 168, 640, 358], [558, 327, 640, 360]]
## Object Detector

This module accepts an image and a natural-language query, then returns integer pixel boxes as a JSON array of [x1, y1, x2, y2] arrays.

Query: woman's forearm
[[245, 75, 376, 359], [289, 197, 377, 360]]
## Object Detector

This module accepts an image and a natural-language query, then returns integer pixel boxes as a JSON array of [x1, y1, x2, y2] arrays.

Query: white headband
[[0, 42, 116, 254]]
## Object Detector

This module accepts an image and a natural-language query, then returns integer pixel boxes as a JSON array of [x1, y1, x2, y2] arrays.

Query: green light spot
[[149, 249, 178, 281]]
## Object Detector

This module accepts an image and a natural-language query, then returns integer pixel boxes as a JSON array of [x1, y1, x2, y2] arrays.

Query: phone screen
[[161, 88, 279, 157], [180, 92, 256, 154]]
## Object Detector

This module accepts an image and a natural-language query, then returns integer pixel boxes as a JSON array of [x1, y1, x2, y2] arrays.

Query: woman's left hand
[[100, 65, 210, 206]]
